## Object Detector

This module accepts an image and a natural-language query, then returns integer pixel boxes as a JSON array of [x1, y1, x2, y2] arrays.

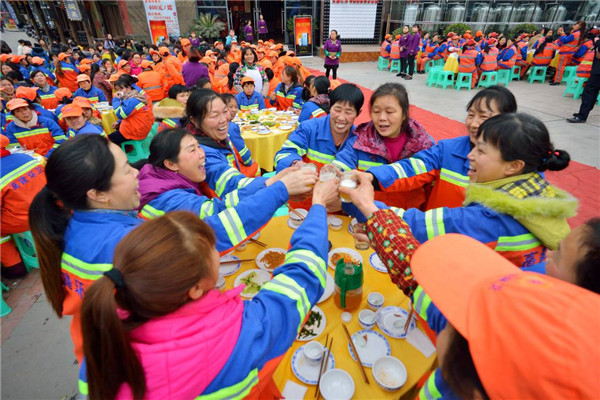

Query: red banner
[[294, 16, 312, 57], [149, 20, 168, 46]]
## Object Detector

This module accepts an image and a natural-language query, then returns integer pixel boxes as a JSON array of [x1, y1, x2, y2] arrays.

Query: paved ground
[[1, 29, 599, 399]]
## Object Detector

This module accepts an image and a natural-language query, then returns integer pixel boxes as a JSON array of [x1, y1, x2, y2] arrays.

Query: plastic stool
[[436, 70, 455, 89], [12, 231, 38, 271], [1, 282, 10, 318], [455, 73, 473, 91], [563, 76, 588, 100], [389, 59, 401, 73], [378, 56, 388, 71], [121, 140, 149, 163], [434, 58, 445, 67], [142, 123, 159, 153], [597, 92, 600, 106], [511, 66, 521, 81], [477, 71, 498, 87], [497, 69, 511, 86], [426, 66, 443, 87], [560, 66, 577, 85], [528, 66, 547, 84], [424, 59, 435, 73]]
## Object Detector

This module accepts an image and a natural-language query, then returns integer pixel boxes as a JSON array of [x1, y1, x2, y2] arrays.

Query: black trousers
[[576, 72, 600, 120], [108, 129, 128, 145], [325, 65, 338, 79], [400, 55, 415, 76]]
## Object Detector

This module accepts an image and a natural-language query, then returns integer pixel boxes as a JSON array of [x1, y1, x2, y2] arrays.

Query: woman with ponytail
[[80, 178, 339, 399], [298, 75, 331, 122], [29, 134, 142, 362], [343, 113, 577, 270]]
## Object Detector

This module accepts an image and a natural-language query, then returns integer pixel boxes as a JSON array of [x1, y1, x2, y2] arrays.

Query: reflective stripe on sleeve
[[215, 168, 242, 197], [424, 208, 445, 239], [61, 253, 112, 280], [139, 204, 166, 220], [196, 369, 259, 400], [413, 285, 432, 322], [262, 274, 310, 331], [439, 168, 469, 188], [199, 201, 215, 219], [217, 208, 247, 246], [494, 233, 542, 252], [284, 249, 327, 289]]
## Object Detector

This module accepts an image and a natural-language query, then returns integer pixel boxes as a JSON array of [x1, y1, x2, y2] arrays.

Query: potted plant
[[189, 13, 227, 40]]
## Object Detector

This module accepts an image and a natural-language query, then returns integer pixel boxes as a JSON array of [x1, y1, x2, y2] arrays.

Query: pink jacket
[[116, 287, 244, 399]]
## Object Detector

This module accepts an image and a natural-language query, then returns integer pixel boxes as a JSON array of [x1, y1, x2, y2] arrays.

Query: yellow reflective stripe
[[332, 159, 351, 171], [281, 140, 306, 156], [238, 177, 253, 188], [358, 159, 383, 170], [413, 286, 432, 322], [0, 159, 41, 190], [163, 118, 177, 127], [495, 233, 542, 252], [1, 235, 13, 244], [285, 249, 327, 289], [306, 148, 334, 164], [215, 168, 242, 197], [424, 208, 445, 239], [391, 162, 408, 179], [419, 369, 442, 399], [226, 153, 235, 167], [88, 96, 99, 102], [263, 274, 310, 331], [199, 201, 215, 218], [53, 134, 67, 142], [196, 369, 258, 400], [12, 127, 50, 138], [39, 94, 55, 99], [238, 146, 249, 158], [410, 158, 427, 175], [239, 104, 258, 110], [311, 108, 326, 118], [389, 207, 405, 218], [439, 168, 469, 188], [224, 189, 240, 208], [134, 102, 145, 111], [140, 204, 165, 220], [61, 253, 112, 280], [115, 106, 128, 119], [217, 208, 247, 245], [78, 378, 89, 396]]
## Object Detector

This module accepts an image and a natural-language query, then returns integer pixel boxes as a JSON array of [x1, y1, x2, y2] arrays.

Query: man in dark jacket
[[568, 32, 600, 123]]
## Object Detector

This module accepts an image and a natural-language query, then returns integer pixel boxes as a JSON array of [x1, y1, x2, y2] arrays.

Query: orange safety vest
[[458, 49, 478, 73], [163, 55, 185, 90], [39, 92, 59, 110], [500, 45, 517, 69], [258, 58, 272, 70], [380, 40, 391, 58], [576, 50, 594, 78], [137, 70, 165, 102], [573, 40, 593, 64], [120, 102, 154, 141], [480, 48, 498, 71], [390, 40, 400, 60], [558, 30, 581, 54], [532, 43, 557, 66]]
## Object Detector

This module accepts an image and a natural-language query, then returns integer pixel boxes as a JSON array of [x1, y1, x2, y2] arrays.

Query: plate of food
[[348, 330, 391, 367], [318, 272, 335, 304], [234, 269, 271, 298], [327, 248, 363, 269], [278, 124, 294, 131], [297, 306, 326, 341], [376, 306, 417, 339], [369, 253, 387, 273], [291, 344, 335, 385], [257, 125, 271, 135], [256, 248, 287, 272], [219, 254, 241, 276]]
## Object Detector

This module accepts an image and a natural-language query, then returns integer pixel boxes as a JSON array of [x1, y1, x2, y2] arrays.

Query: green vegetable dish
[[298, 310, 323, 339], [241, 272, 263, 295]]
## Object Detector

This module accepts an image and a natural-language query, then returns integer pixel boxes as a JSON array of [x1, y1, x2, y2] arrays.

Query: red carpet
[[307, 68, 599, 227]]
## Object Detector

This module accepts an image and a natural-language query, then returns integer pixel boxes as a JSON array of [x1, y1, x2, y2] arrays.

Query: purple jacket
[[182, 61, 210, 88], [324, 39, 342, 66], [407, 33, 421, 56], [244, 25, 254, 41], [258, 20, 268, 35], [398, 34, 410, 58], [138, 163, 203, 208], [189, 36, 201, 48]]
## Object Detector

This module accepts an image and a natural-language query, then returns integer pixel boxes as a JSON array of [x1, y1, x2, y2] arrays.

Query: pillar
[[23, 1, 42, 39], [32, 0, 52, 42]]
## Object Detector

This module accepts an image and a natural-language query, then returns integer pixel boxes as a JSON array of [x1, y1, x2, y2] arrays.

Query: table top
[[221, 215, 436, 399]]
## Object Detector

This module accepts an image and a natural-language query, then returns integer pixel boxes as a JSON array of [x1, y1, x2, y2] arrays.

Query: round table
[[221, 215, 436, 399]]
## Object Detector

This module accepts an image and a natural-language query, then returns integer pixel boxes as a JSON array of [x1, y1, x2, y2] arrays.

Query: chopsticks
[[287, 205, 306, 221], [404, 309, 415, 334], [219, 258, 253, 266], [342, 324, 370, 384], [315, 334, 334, 400], [249, 238, 267, 247]]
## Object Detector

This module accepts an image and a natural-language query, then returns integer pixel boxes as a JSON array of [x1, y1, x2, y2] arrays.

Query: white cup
[[303, 341, 324, 366]]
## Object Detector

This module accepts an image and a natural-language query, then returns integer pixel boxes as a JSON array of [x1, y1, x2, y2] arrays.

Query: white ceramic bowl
[[288, 209, 308, 229], [372, 356, 407, 392], [367, 292, 385, 311], [303, 341, 324, 366], [319, 369, 355, 400], [328, 216, 343, 231], [358, 309, 377, 330]]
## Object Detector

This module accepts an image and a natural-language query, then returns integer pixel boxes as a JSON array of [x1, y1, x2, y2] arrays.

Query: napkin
[[406, 328, 436, 358], [282, 380, 308, 399]]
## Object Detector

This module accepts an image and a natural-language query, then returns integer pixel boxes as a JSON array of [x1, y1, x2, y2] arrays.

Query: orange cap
[[117, 59, 129, 68], [0, 54, 11, 62], [476, 30, 484, 37], [149, 49, 160, 56], [78, 64, 91, 72], [267, 50, 278, 57], [466, 39, 475, 46], [58, 52, 69, 61], [463, 33, 472, 39], [11, 55, 25, 63], [61, 103, 84, 118], [15, 86, 39, 101], [1, 134, 9, 149], [412, 234, 600, 399], [73, 96, 93, 109], [451, 35, 460, 40], [395, 34, 401, 40], [80, 58, 93, 65], [385, 34, 392, 40], [158, 46, 170, 56], [241, 76, 255, 85], [205, 50, 215, 56], [76, 74, 91, 83], [488, 38, 498, 45], [54, 87, 73, 100], [108, 74, 120, 82], [140, 60, 153, 68], [6, 98, 30, 111], [489, 32, 499, 38], [284, 57, 301, 67], [30, 56, 44, 65], [200, 57, 214, 64], [180, 38, 191, 46]]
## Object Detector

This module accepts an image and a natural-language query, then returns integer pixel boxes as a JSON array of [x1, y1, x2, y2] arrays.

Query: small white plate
[[287, 218, 299, 230], [318, 272, 335, 304], [347, 218, 358, 234], [257, 126, 271, 135], [278, 124, 294, 131], [327, 248, 363, 270], [219, 254, 241, 276], [297, 306, 327, 341], [376, 306, 417, 339], [369, 253, 387, 273], [256, 248, 287, 272], [234, 269, 271, 298], [348, 330, 392, 368], [291, 345, 335, 385]]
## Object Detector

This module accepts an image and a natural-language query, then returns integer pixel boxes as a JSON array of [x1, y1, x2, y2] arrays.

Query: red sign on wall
[[294, 16, 312, 57]]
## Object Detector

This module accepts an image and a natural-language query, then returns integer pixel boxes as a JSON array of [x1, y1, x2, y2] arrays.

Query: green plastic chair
[[12, 231, 38, 271], [424, 59, 435, 73], [436, 70, 455, 89], [477, 71, 498, 87], [426, 66, 443, 87], [377, 56, 388, 71], [563, 77, 588, 100], [389, 59, 401, 74], [510, 66, 521, 81], [560, 66, 577, 85], [497, 69, 511, 86], [528, 66, 547, 84], [1, 282, 10, 318], [455, 73, 472, 91]]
